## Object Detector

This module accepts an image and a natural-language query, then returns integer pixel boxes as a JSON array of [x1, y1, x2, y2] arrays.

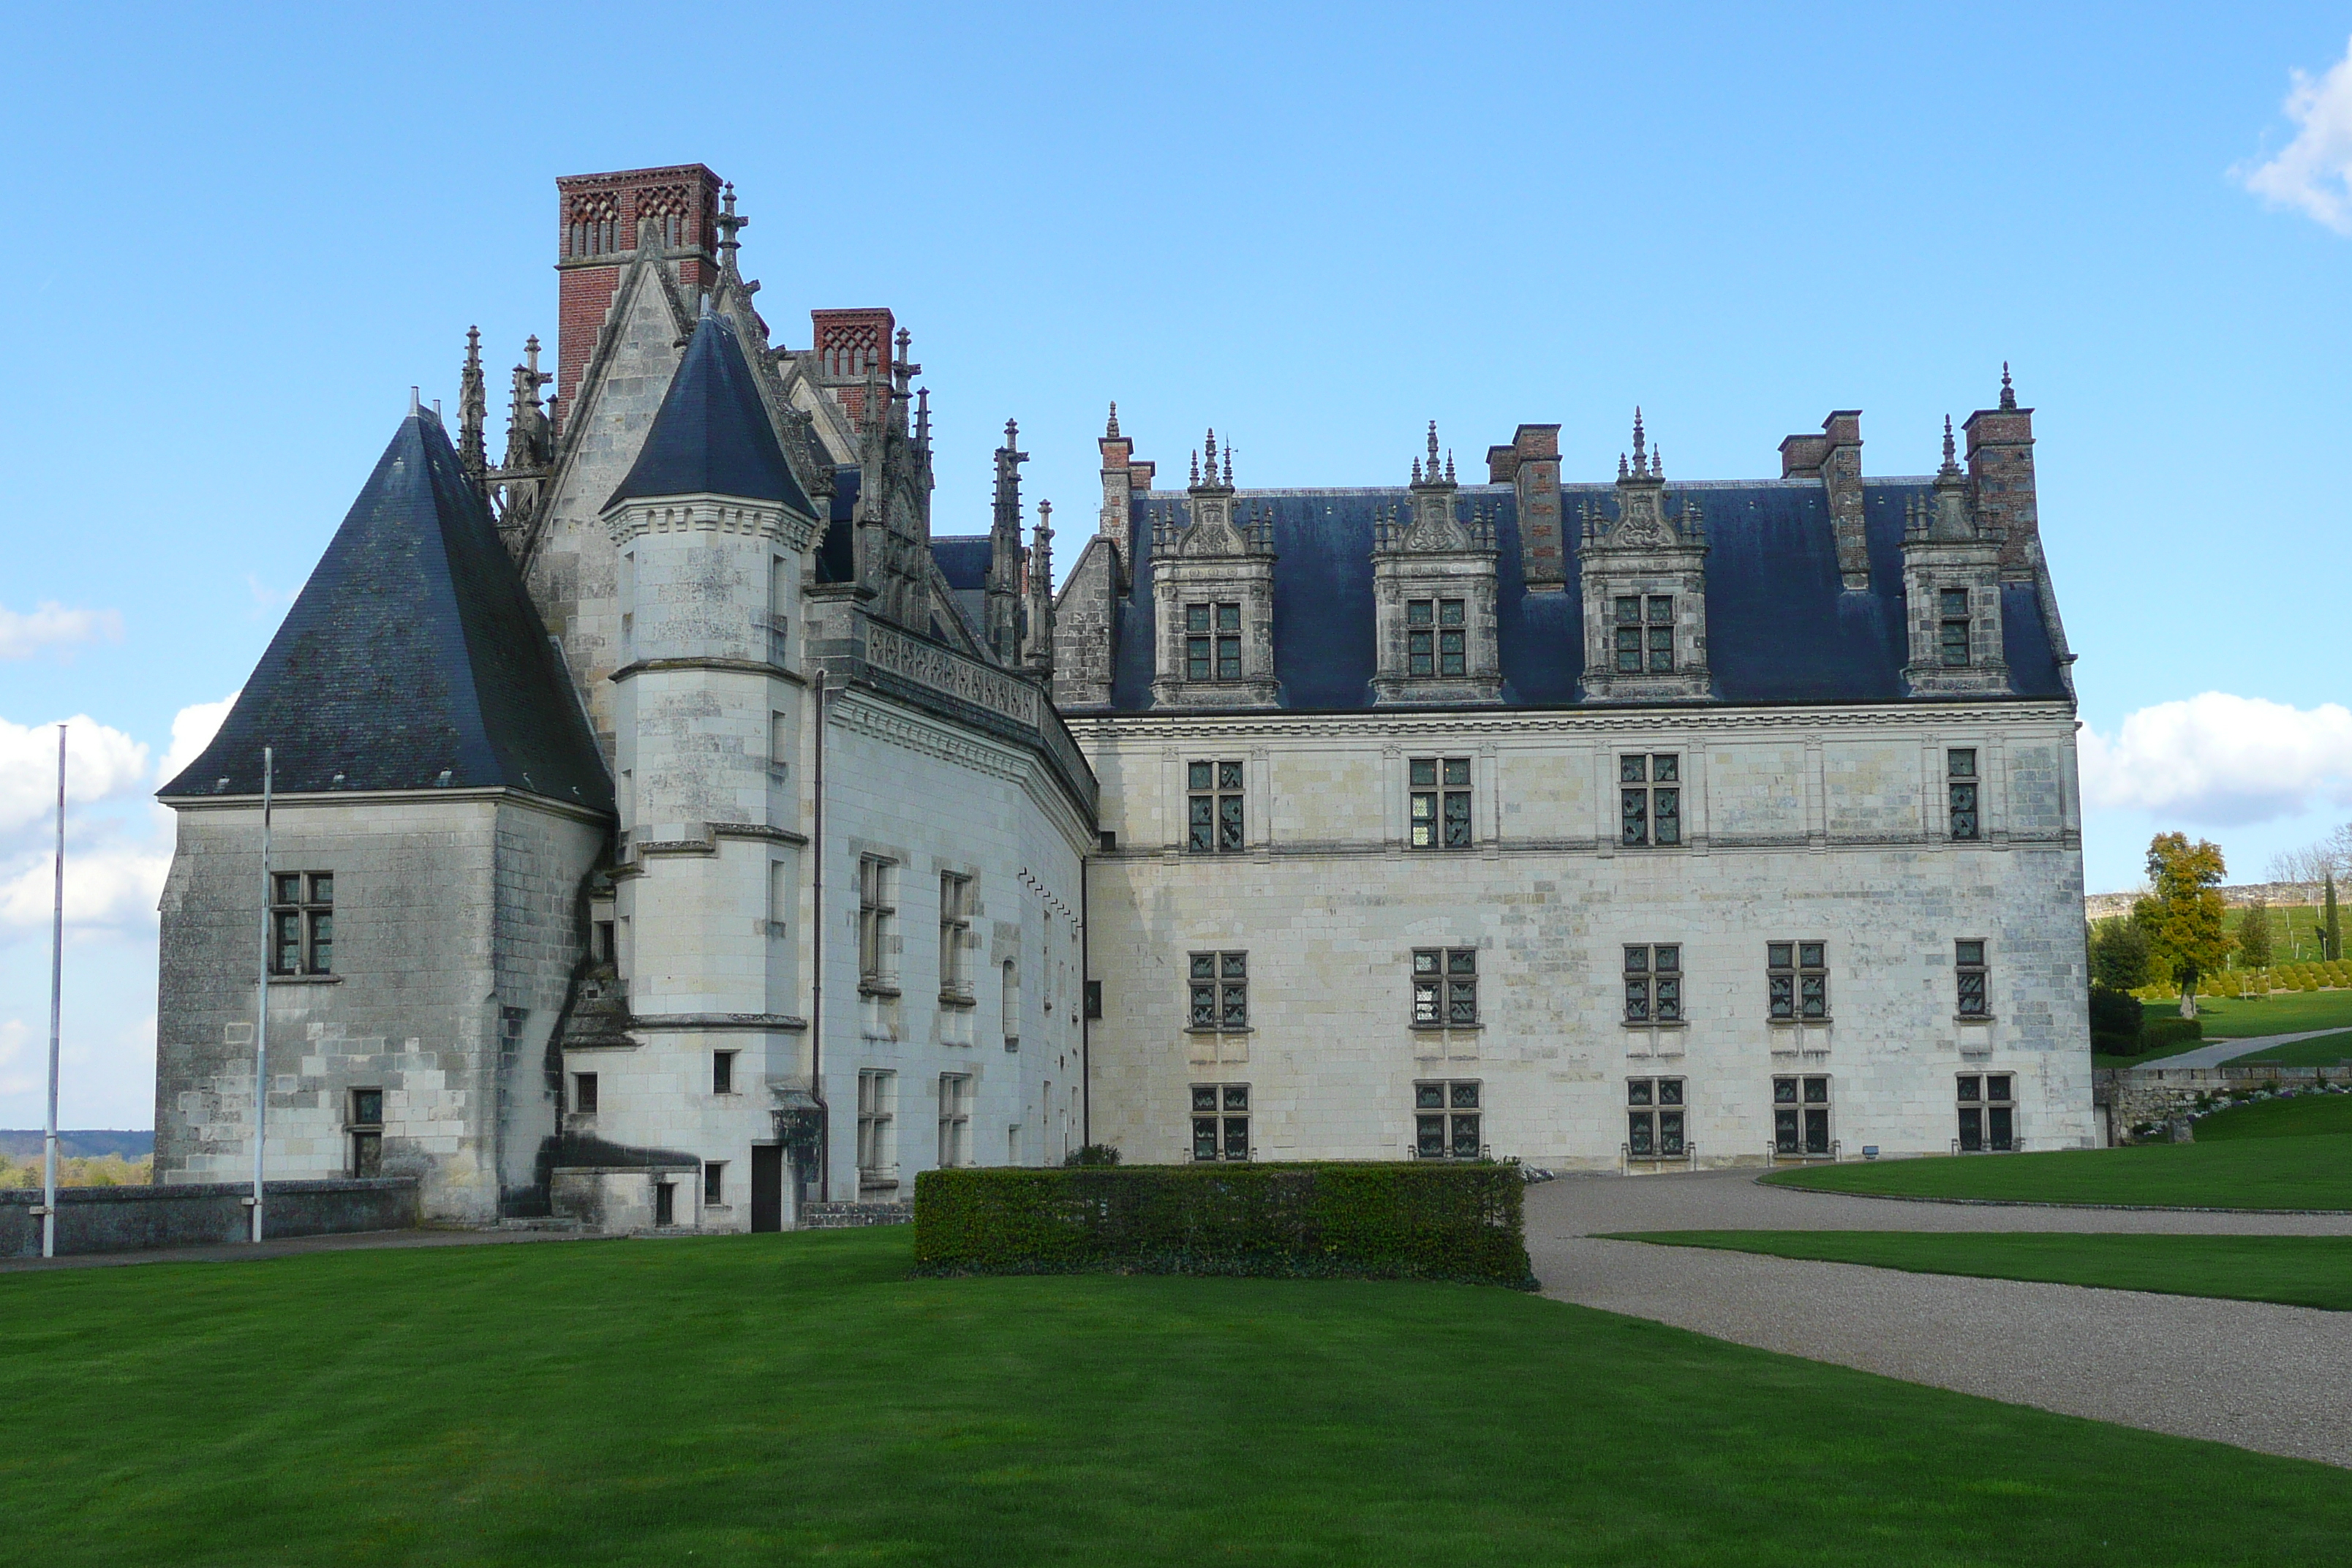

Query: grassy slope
[[2225, 1030, 2352, 1068], [2191, 990, 2352, 1038], [3, 1232, 2348, 1565], [1610, 1232, 2352, 1312], [2194, 1093, 2352, 1140], [1763, 1134, 2352, 1209]]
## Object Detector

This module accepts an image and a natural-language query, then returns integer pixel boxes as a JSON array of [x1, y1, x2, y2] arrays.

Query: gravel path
[[1526, 1172, 2352, 1469], [2143, 1029, 2349, 1070]]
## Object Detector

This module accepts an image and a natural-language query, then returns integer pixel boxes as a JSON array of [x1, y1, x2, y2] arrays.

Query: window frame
[[856, 1068, 897, 1187], [268, 870, 335, 976], [857, 856, 900, 991], [1411, 946, 1480, 1027], [1956, 939, 1990, 1018], [1188, 951, 1249, 1030], [1772, 1074, 1833, 1156], [1767, 941, 1830, 1021], [571, 1071, 599, 1116], [1626, 1077, 1686, 1158], [1406, 598, 1469, 678], [347, 1086, 384, 1178], [1619, 754, 1682, 848], [1413, 1079, 1484, 1159], [1956, 1072, 2016, 1153], [1612, 595, 1676, 674], [1409, 756, 1474, 850], [1186, 760, 1245, 853], [1189, 1082, 1252, 1161], [712, 1049, 737, 1096], [938, 871, 975, 1003], [937, 1072, 973, 1169], [1947, 747, 1980, 842], [1937, 587, 1971, 668], [1184, 601, 1243, 682], [1622, 943, 1683, 1023], [703, 1160, 726, 1206]]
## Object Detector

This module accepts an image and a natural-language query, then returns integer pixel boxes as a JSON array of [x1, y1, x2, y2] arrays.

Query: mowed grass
[[2195, 1092, 2352, 1140], [1609, 1232, 2352, 1312], [1763, 1134, 2352, 1210], [2190, 990, 2352, 1039], [2225, 1030, 2352, 1068], [5, 1232, 2351, 1564]]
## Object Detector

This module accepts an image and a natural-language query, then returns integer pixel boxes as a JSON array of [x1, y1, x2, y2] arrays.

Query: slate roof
[[930, 535, 992, 630], [607, 312, 813, 514], [1102, 480, 2068, 712], [160, 412, 615, 810]]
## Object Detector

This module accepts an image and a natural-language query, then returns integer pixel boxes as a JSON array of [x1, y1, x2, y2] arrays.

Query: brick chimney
[[553, 165, 723, 414], [1486, 424, 1564, 592], [808, 308, 897, 429], [1779, 411, 1867, 589], [1962, 366, 2039, 581]]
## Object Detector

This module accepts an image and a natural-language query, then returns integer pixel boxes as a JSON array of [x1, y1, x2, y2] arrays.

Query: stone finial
[[1444, 450, 1455, 483], [458, 326, 489, 491], [1426, 420, 1441, 473], [1190, 448, 1201, 486], [1999, 362, 2016, 411], [1222, 442, 1233, 488], [1940, 415, 1960, 477], [1631, 407, 1647, 474], [1106, 401, 1120, 438]]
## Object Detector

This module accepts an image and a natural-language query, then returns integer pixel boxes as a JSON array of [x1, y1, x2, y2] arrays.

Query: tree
[[2326, 872, 2342, 963], [2236, 899, 2273, 978], [2131, 832, 2234, 1019], [2089, 919, 2152, 992]]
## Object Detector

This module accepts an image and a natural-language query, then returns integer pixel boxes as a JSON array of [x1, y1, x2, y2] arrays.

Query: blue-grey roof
[[815, 466, 859, 583], [608, 313, 812, 513], [161, 413, 615, 810], [930, 535, 992, 590], [1102, 480, 2068, 711]]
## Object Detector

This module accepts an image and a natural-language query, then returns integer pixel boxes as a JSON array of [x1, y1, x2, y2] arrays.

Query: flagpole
[[252, 747, 272, 1244], [41, 725, 65, 1260]]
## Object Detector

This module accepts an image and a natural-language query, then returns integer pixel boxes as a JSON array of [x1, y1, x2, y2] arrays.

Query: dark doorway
[[750, 1145, 784, 1232]]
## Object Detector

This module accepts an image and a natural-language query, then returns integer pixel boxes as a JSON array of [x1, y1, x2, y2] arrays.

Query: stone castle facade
[[152, 165, 2093, 1230]]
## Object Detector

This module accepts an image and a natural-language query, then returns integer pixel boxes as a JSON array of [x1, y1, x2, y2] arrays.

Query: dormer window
[[1939, 589, 1970, 667], [1407, 600, 1466, 676], [1185, 603, 1242, 682]]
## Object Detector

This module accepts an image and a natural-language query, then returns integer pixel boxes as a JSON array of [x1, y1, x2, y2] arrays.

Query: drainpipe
[[1079, 855, 1090, 1148], [809, 671, 829, 1203]]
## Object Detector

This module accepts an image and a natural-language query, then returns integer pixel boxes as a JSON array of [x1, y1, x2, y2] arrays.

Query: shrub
[[913, 1162, 1536, 1289], [2141, 1017, 2203, 1052], [2089, 985, 2145, 1057], [1061, 1143, 1122, 1168]]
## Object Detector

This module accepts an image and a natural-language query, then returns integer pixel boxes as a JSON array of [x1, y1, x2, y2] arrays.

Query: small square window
[[713, 1050, 737, 1096]]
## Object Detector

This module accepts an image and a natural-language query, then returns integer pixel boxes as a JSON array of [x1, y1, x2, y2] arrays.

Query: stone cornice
[[602, 491, 818, 551], [161, 785, 615, 828], [1070, 699, 2078, 743], [608, 656, 805, 687]]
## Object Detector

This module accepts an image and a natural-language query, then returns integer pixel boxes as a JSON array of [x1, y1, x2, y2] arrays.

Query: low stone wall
[[2094, 1063, 2352, 1144], [2084, 882, 2323, 921], [0, 1177, 419, 1259], [799, 1200, 911, 1229]]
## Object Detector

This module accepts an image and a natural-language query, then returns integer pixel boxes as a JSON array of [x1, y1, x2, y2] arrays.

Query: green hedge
[[913, 1163, 1536, 1289], [2142, 1017, 2203, 1051]]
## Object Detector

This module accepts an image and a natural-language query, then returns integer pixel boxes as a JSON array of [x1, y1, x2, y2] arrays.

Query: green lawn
[[3, 1231, 2349, 1564], [1763, 1133, 2352, 1209], [2195, 1092, 2352, 1140], [1609, 1231, 2352, 1311], [2190, 990, 2352, 1039], [2225, 1030, 2352, 1068]]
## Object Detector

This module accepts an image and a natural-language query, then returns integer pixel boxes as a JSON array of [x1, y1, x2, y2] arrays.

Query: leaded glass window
[[1624, 944, 1681, 1022], [1620, 754, 1681, 848], [1411, 947, 1478, 1025], [1948, 748, 1980, 841], [1414, 1080, 1482, 1158], [1956, 939, 1989, 1017], [1184, 602, 1243, 682], [1957, 1073, 2013, 1152], [1773, 1074, 1832, 1155], [1939, 587, 1970, 668], [1410, 757, 1472, 849], [1627, 1077, 1684, 1157], [1189, 951, 1248, 1029], [1187, 760, 1244, 853], [1768, 941, 1828, 1019], [1191, 1083, 1251, 1161], [269, 870, 334, 976]]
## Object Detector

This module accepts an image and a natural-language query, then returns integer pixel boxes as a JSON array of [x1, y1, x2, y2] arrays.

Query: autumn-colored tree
[[2131, 833, 2234, 1019]]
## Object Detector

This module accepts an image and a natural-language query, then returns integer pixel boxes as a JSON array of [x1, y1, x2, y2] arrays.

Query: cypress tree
[[2326, 872, 2342, 963]]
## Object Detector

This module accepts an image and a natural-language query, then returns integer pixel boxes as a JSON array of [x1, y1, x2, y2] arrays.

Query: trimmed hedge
[[913, 1162, 1536, 1289], [2142, 1017, 2203, 1052]]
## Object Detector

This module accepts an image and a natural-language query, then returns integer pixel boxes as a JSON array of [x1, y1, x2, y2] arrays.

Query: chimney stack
[[553, 165, 723, 412]]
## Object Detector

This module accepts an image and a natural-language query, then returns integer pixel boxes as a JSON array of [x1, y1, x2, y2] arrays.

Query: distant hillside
[[2086, 882, 2326, 921], [0, 1130, 154, 1160]]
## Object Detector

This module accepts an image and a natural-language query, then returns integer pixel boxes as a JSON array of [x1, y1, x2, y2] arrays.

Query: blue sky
[[4, 2, 2350, 1126]]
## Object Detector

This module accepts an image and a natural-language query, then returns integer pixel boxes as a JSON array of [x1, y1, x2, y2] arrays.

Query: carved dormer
[[1901, 418, 2009, 696], [1372, 423, 1501, 704], [848, 326, 935, 630], [1579, 411, 1712, 703], [1149, 429, 1278, 708]]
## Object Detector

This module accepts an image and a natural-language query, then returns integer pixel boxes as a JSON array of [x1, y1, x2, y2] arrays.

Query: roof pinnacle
[[1106, 401, 1120, 439], [1999, 362, 2016, 411]]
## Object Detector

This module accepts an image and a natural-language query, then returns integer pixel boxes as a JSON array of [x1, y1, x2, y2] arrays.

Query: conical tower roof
[[607, 311, 811, 513], [160, 410, 614, 810]]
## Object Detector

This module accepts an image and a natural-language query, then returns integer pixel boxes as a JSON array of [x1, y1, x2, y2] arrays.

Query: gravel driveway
[[2136, 1028, 2351, 1070], [1526, 1171, 2352, 1468]]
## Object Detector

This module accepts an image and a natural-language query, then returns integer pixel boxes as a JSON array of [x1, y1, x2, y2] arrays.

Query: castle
[[152, 165, 2093, 1229]]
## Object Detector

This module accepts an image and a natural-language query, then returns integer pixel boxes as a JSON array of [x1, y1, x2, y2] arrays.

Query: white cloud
[[158, 692, 239, 785], [0, 837, 171, 931], [2081, 693, 2352, 825], [0, 717, 150, 839], [0, 603, 123, 660], [2236, 34, 2352, 234]]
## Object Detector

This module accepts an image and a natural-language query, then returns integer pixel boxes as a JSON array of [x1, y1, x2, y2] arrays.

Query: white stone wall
[[812, 687, 1092, 1201], [154, 794, 605, 1224], [1077, 703, 2092, 1169]]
